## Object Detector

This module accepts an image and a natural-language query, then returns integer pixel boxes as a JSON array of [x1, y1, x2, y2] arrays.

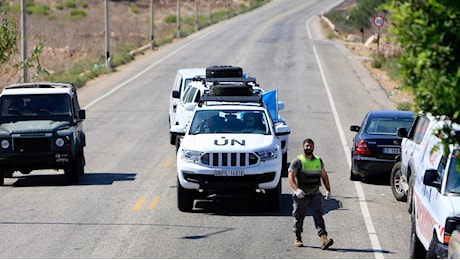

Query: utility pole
[[176, 0, 181, 38], [208, 0, 212, 24], [194, 0, 198, 32], [105, 0, 111, 69], [21, 0, 28, 82], [150, 0, 155, 49]]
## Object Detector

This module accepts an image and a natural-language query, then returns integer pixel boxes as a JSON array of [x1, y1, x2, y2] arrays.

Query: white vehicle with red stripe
[[410, 119, 460, 258]]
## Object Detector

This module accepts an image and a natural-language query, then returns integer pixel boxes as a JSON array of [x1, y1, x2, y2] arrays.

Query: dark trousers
[[292, 192, 327, 237]]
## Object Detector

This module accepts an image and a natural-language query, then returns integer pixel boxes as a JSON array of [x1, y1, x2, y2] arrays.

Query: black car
[[350, 110, 414, 181]]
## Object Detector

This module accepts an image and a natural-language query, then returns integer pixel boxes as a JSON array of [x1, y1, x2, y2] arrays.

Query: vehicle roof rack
[[191, 76, 257, 85], [198, 84, 263, 106], [5, 82, 75, 90], [200, 94, 262, 103]]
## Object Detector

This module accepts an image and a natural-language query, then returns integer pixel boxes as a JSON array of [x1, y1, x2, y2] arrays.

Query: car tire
[[175, 136, 181, 153], [426, 234, 438, 259], [282, 152, 288, 176], [177, 178, 194, 212], [65, 151, 83, 184], [265, 180, 281, 211], [390, 162, 407, 202], [407, 174, 414, 214], [409, 208, 426, 258], [170, 133, 176, 145], [350, 169, 362, 181]]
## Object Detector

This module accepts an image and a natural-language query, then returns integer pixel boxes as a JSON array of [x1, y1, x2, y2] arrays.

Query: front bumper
[[0, 152, 72, 171], [178, 159, 281, 192]]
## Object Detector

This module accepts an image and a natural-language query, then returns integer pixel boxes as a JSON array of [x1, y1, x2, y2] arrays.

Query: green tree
[[0, 8, 18, 77], [382, 0, 460, 147], [0, 2, 47, 84]]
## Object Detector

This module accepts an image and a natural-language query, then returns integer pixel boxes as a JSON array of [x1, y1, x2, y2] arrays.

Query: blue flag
[[262, 90, 278, 121]]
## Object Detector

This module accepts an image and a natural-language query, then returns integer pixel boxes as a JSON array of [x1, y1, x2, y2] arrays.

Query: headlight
[[1, 139, 10, 149], [55, 137, 65, 147], [256, 149, 278, 161], [182, 149, 203, 162]]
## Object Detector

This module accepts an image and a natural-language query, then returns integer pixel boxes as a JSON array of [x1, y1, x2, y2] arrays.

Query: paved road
[[0, 0, 410, 258]]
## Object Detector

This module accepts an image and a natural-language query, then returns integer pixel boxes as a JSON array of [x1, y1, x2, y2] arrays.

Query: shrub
[[130, 6, 139, 14], [70, 9, 86, 20], [164, 14, 177, 24]]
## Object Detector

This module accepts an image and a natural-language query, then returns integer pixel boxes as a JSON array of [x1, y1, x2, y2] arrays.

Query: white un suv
[[171, 83, 290, 212]]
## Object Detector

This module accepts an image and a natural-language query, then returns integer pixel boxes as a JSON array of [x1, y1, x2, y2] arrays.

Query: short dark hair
[[303, 138, 314, 146]]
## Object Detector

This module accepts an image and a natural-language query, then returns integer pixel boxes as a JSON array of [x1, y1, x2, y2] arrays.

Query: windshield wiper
[[8, 108, 25, 115], [39, 108, 55, 114]]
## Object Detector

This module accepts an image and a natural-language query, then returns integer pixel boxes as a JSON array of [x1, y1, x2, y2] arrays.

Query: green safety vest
[[296, 154, 322, 192]]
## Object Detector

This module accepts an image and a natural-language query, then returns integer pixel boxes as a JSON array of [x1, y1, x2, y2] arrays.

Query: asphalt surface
[[0, 0, 410, 258]]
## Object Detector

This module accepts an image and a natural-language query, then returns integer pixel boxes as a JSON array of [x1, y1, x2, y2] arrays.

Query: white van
[[169, 68, 205, 144], [391, 113, 448, 206], [409, 119, 460, 258]]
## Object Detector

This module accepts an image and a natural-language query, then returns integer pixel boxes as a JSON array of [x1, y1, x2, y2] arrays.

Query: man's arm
[[288, 170, 298, 190], [320, 167, 331, 193]]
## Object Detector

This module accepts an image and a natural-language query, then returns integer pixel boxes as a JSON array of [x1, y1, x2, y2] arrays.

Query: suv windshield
[[189, 110, 270, 135], [0, 94, 71, 118]]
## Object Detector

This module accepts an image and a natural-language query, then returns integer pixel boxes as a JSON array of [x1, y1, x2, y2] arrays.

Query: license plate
[[383, 147, 400, 154], [214, 170, 244, 176]]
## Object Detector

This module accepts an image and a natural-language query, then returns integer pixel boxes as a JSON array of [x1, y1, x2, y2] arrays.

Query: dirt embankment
[[320, 1, 415, 108]]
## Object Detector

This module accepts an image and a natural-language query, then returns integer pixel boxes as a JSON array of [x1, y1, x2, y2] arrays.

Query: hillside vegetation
[[1, 0, 265, 87]]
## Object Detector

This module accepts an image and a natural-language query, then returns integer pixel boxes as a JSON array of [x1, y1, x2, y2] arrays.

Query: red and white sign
[[374, 15, 384, 28]]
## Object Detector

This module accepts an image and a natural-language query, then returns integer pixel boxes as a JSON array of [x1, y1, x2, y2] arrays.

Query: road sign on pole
[[374, 15, 384, 28], [374, 15, 384, 57]]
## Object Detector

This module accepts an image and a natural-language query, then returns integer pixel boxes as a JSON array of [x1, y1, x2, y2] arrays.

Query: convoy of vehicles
[[0, 82, 86, 185], [4, 65, 458, 258], [170, 73, 290, 212], [171, 73, 260, 146]]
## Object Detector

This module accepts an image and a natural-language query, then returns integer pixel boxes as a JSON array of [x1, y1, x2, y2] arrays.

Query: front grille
[[183, 172, 277, 191], [13, 136, 52, 153], [201, 152, 259, 167]]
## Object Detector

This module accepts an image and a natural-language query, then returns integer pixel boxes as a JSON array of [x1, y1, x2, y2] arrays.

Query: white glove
[[325, 191, 332, 200], [294, 188, 305, 199]]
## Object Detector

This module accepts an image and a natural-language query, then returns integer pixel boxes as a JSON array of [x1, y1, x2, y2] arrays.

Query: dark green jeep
[[0, 82, 86, 185]]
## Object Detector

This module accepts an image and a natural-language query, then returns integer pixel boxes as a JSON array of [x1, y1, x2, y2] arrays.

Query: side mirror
[[275, 123, 290, 136], [170, 125, 186, 135], [423, 169, 441, 188], [277, 101, 285, 111], [79, 109, 86, 120], [350, 125, 360, 132], [184, 103, 197, 111], [397, 127, 408, 138], [172, 90, 180, 99]]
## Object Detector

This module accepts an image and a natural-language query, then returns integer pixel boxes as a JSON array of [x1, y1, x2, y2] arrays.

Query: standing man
[[287, 138, 333, 249]]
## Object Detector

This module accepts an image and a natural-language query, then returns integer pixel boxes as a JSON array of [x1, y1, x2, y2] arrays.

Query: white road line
[[306, 15, 384, 259]]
